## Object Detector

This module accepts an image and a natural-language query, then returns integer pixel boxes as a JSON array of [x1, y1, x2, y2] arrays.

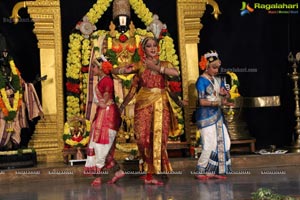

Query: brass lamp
[[287, 52, 300, 153]]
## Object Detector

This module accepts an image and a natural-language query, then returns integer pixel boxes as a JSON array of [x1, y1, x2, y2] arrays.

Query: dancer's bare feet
[[105, 160, 115, 169], [144, 178, 164, 185], [108, 170, 125, 184], [195, 174, 227, 180], [195, 174, 209, 180], [91, 177, 101, 186], [212, 175, 227, 179]]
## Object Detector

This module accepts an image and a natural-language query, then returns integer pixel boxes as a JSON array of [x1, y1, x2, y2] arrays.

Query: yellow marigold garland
[[129, 0, 153, 26], [81, 39, 91, 66], [0, 59, 23, 123], [66, 96, 80, 120], [86, 0, 113, 24], [66, 33, 83, 80], [66, 33, 84, 120], [226, 71, 240, 99]]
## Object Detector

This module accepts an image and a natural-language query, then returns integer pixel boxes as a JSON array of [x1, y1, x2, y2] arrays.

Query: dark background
[[0, 0, 299, 149]]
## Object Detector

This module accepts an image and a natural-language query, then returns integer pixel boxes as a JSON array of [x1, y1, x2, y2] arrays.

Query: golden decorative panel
[[177, 0, 220, 141], [11, 0, 64, 162]]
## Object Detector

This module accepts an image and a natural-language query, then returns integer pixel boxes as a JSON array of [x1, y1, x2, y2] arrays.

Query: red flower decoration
[[66, 82, 80, 94], [126, 44, 136, 53], [169, 81, 182, 93], [102, 61, 113, 75], [81, 66, 89, 73], [119, 34, 128, 43], [112, 44, 123, 53], [199, 56, 207, 71], [159, 28, 169, 39], [162, 28, 168, 33], [72, 135, 83, 142]]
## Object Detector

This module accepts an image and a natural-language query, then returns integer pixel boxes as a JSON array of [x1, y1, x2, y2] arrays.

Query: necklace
[[0, 59, 23, 122], [202, 73, 220, 98], [203, 72, 213, 80]]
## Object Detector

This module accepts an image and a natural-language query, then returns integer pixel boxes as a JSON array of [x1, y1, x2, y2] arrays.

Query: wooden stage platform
[[1, 152, 300, 184]]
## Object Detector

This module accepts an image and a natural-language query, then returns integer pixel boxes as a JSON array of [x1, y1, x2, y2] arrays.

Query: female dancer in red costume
[[119, 37, 182, 185]]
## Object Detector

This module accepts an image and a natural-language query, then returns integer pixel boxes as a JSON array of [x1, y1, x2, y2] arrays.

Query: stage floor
[[1, 153, 300, 200]]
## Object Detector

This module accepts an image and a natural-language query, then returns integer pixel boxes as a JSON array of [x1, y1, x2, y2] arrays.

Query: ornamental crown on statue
[[65, 0, 184, 147]]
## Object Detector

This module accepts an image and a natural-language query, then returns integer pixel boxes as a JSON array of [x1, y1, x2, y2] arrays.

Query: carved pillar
[[176, 0, 220, 142], [11, 0, 64, 162]]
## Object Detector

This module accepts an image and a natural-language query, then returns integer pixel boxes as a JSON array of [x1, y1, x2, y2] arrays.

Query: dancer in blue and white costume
[[195, 51, 233, 180]]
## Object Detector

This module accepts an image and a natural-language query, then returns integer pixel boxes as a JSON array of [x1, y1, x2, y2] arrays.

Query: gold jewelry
[[118, 68, 124, 74]]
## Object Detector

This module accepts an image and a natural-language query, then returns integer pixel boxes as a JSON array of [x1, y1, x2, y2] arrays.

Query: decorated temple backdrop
[[0, 0, 299, 153]]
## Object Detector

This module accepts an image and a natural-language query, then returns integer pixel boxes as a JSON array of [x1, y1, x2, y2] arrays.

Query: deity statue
[[0, 33, 43, 150]]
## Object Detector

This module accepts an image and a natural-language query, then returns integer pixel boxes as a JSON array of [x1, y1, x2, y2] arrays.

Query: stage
[[1, 152, 300, 200], [1, 152, 300, 184]]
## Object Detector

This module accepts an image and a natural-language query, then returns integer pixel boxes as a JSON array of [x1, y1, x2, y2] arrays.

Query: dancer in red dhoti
[[83, 40, 124, 186]]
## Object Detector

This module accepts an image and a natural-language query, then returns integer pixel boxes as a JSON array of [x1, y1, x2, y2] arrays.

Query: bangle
[[160, 66, 165, 74], [106, 100, 113, 106], [118, 68, 124, 74]]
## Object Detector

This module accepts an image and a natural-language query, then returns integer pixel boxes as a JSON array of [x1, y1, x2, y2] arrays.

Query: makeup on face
[[143, 39, 158, 58]]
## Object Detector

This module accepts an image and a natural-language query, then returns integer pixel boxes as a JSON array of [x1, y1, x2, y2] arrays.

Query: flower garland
[[81, 39, 91, 66], [66, 33, 84, 80], [129, 0, 153, 26], [86, 0, 113, 24], [0, 59, 23, 122], [226, 71, 240, 99], [66, 33, 84, 120], [63, 119, 91, 147], [66, 96, 80, 120], [159, 35, 180, 69], [225, 71, 240, 117]]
